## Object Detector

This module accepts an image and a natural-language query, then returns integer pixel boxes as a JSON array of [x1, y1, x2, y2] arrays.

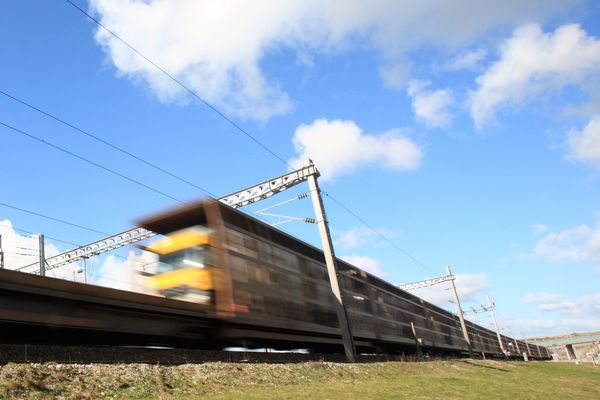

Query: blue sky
[[1, 0, 599, 338]]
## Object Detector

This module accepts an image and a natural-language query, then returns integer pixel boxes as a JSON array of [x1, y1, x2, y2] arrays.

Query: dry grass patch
[[0, 360, 598, 399]]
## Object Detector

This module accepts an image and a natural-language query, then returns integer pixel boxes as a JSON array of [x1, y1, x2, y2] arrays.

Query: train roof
[[137, 199, 209, 234]]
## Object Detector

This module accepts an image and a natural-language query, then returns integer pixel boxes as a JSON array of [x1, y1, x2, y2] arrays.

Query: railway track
[[0, 344, 423, 365]]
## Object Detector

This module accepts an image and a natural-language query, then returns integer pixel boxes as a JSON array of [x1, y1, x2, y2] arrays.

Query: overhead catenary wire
[[0, 88, 310, 235], [64, 0, 292, 170], [0, 201, 109, 236], [322, 190, 436, 276], [9, 226, 80, 248], [4, 250, 38, 257], [63, 0, 437, 276], [15, 246, 38, 251], [0, 120, 185, 204], [0, 89, 216, 198]]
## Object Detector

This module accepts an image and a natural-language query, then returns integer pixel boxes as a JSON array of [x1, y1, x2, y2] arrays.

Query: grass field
[[0, 359, 598, 399]]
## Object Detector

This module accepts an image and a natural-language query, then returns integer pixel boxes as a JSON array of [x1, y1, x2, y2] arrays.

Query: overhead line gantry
[[17, 163, 318, 275], [397, 266, 472, 356]]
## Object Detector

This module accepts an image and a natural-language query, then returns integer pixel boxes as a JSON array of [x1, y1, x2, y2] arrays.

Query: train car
[[138, 198, 548, 358]]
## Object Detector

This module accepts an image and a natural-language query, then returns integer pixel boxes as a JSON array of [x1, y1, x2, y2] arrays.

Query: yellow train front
[[142, 226, 215, 304]]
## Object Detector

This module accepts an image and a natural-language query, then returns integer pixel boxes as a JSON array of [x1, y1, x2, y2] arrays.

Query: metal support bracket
[[397, 274, 454, 291], [219, 164, 319, 208], [17, 227, 155, 274], [463, 304, 496, 315]]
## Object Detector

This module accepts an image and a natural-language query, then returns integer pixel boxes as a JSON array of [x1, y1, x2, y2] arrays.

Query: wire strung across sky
[[322, 191, 437, 276], [0, 120, 186, 205], [0, 89, 216, 198], [0, 88, 304, 238], [6, 224, 88, 248], [13, 0, 437, 276], [64, 0, 292, 170], [0, 201, 109, 236]]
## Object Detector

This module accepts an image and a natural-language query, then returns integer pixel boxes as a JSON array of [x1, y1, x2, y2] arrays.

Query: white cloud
[[91, 251, 152, 292], [517, 292, 600, 335], [410, 273, 489, 308], [379, 63, 411, 89], [91, 0, 297, 120], [531, 221, 600, 266], [455, 273, 490, 300], [407, 80, 454, 128], [500, 315, 600, 338], [0, 219, 83, 279], [336, 227, 368, 249], [335, 226, 402, 249], [90, 0, 575, 120], [470, 23, 600, 128], [295, 49, 316, 68], [289, 118, 422, 180], [567, 116, 600, 166], [522, 292, 577, 312], [341, 254, 386, 278], [531, 223, 550, 235], [445, 48, 487, 71]]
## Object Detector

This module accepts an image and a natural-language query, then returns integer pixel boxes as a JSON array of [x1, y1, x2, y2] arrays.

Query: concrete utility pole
[[411, 321, 423, 359], [522, 333, 532, 360], [487, 294, 505, 355], [38, 234, 45, 276], [0, 234, 4, 269], [306, 160, 357, 362], [521, 332, 531, 354], [448, 265, 472, 356], [82, 257, 88, 284]]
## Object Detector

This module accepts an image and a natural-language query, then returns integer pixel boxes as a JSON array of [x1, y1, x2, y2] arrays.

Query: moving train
[[136, 198, 549, 358]]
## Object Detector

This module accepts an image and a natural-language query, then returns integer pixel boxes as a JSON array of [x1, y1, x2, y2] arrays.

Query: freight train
[[134, 198, 549, 359]]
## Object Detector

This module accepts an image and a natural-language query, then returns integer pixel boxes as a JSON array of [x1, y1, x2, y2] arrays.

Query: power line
[[10, 226, 79, 247], [0, 201, 109, 235], [63, 0, 437, 275], [8, 225, 86, 248], [0, 120, 185, 204], [15, 246, 39, 251], [3, 250, 38, 257], [322, 190, 436, 276], [0, 89, 215, 198], [64, 0, 291, 169]]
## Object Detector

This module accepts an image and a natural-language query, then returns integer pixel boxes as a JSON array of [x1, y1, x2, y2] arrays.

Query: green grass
[[0, 360, 598, 399]]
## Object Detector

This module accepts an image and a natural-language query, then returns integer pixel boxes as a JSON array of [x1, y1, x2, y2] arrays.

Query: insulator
[[304, 218, 316, 224], [298, 193, 308, 199]]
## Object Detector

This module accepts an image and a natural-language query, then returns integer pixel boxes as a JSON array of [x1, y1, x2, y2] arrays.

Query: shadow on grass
[[459, 360, 511, 372]]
